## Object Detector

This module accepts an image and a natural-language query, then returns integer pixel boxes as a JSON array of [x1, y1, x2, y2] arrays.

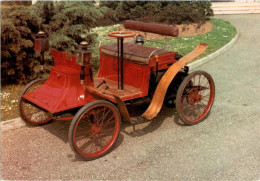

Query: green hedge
[[1, 2, 105, 85], [160, 2, 213, 24], [1, 5, 40, 85], [113, 1, 213, 24]]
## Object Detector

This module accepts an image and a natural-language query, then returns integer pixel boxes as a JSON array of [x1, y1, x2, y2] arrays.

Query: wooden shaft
[[142, 43, 208, 119]]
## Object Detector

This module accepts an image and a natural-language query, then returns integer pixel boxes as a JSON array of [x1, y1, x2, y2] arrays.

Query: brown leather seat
[[101, 43, 170, 65]]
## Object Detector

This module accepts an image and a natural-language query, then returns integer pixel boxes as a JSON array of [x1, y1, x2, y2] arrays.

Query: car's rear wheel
[[176, 71, 215, 125]]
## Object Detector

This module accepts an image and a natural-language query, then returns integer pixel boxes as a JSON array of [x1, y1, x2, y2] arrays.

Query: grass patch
[[1, 85, 24, 121], [145, 18, 237, 60], [90, 24, 121, 72], [0, 18, 236, 121]]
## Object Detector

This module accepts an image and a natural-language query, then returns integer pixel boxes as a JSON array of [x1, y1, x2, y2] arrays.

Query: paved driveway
[[1, 14, 259, 180]]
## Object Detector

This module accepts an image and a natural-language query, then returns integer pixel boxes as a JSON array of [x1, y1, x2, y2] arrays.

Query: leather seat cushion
[[101, 43, 170, 65]]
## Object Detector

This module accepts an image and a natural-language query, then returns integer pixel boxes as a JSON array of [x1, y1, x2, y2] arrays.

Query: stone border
[[1, 117, 26, 132], [188, 30, 239, 70], [0, 30, 239, 132]]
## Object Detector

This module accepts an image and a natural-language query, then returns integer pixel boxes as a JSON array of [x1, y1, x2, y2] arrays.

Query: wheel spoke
[[101, 128, 114, 133], [182, 102, 193, 112], [89, 136, 96, 153], [76, 131, 95, 141], [201, 98, 209, 105], [98, 108, 112, 127], [186, 104, 196, 117], [94, 136, 107, 148], [199, 84, 210, 95], [198, 74, 201, 88], [102, 118, 115, 130], [82, 115, 92, 124], [199, 75, 207, 86], [195, 102, 202, 120], [77, 124, 91, 130], [201, 93, 210, 99], [76, 129, 91, 136]]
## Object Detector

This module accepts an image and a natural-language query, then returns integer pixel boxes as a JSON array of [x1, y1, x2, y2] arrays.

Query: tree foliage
[[97, 1, 120, 26], [1, 2, 105, 85], [1, 5, 40, 84], [113, 1, 213, 24], [32, 1, 105, 54], [160, 1, 213, 24]]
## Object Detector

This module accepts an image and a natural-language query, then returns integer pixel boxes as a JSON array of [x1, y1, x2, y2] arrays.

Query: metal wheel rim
[[73, 104, 120, 158], [179, 73, 214, 123]]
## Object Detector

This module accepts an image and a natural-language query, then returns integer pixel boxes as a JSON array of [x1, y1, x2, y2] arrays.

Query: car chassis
[[18, 24, 215, 160]]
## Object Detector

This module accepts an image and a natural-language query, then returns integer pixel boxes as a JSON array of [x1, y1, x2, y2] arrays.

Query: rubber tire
[[18, 78, 53, 126], [68, 100, 121, 161], [175, 70, 215, 125]]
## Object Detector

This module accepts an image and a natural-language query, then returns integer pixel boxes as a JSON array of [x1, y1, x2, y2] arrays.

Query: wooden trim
[[142, 43, 208, 120]]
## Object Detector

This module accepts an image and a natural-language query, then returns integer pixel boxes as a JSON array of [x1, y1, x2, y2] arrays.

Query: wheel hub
[[91, 125, 101, 133], [187, 89, 202, 104]]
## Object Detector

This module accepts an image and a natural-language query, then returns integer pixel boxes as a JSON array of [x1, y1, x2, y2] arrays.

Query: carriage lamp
[[76, 41, 92, 84], [135, 34, 144, 45], [35, 31, 49, 69]]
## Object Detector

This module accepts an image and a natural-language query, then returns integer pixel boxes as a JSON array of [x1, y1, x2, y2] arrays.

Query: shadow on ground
[[121, 104, 184, 137], [38, 103, 182, 156]]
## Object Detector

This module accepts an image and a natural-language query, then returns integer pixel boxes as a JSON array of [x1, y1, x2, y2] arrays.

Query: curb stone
[[0, 30, 239, 132], [188, 30, 240, 70], [1, 117, 26, 132]]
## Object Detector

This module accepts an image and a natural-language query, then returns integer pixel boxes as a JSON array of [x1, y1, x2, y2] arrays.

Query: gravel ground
[[1, 14, 260, 180]]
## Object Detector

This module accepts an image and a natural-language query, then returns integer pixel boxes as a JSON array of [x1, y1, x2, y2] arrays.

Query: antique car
[[18, 21, 215, 160]]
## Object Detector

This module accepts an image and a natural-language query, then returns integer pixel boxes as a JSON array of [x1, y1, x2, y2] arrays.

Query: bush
[[1, 5, 40, 85], [113, 1, 213, 24], [114, 2, 145, 22], [160, 2, 213, 24], [1, 2, 105, 85], [99, 1, 120, 10], [30, 1, 55, 25], [33, 1, 104, 54]]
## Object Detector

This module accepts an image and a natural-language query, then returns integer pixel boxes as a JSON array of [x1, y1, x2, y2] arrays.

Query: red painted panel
[[98, 53, 151, 97], [23, 49, 95, 113], [51, 49, 81, 71], [23, 47, 177, 113], [149, 52, 176, 71], [98, 51, 176, 98]]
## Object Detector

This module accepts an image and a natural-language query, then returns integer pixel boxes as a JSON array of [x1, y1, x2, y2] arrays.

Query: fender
[[85, 86, 135, 124], [142, 43, 208, 119]]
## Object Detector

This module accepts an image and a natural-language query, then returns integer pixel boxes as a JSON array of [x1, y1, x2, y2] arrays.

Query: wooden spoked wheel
[[18, 79, 53, 126], [69, 100, 121, 160], [108, 31, 136, 38], [176, 71, 215, 125]]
